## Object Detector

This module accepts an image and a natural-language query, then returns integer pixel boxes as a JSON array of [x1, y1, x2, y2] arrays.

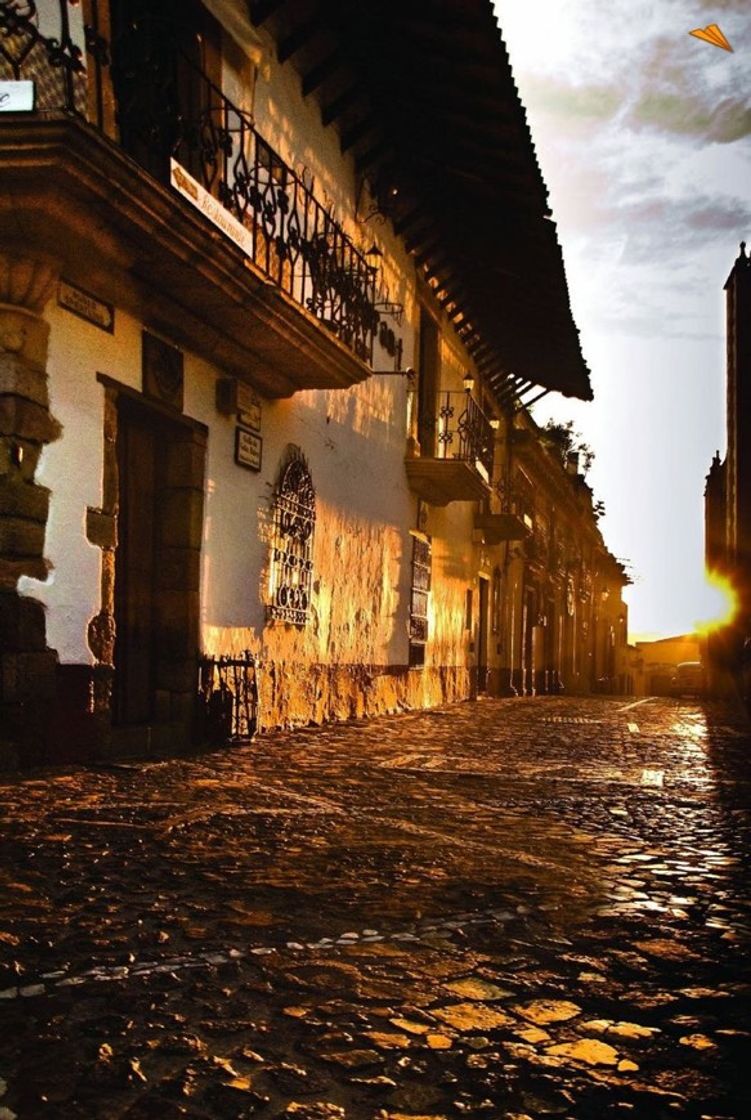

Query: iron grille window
[[268, 448, 315, 627], [409, 534, 431, 666]]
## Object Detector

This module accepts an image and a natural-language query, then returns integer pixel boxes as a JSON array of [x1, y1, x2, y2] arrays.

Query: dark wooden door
[[114, 400, 160, 725], [523, 589, 535, 695], [478, 576, 489, 693]]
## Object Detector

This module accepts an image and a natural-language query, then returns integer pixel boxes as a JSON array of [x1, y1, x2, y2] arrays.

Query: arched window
[[268, 448, 315, 626]]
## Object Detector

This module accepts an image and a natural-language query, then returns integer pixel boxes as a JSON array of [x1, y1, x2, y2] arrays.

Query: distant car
[[670, 661, 705, 698]]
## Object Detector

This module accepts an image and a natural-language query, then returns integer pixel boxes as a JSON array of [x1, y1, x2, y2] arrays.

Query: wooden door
[[478, 576, 489, 693], [114, 400, 160, 725]]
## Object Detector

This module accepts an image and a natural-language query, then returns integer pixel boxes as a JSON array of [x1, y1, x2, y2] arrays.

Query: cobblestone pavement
[[1, 696, 750, 1120]]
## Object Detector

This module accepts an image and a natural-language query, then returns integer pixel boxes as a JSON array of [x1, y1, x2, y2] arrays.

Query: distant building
[[488, 412, 630, 697], [630, 634, 701, 696], [704, 243, 751, 693], [0, 0, 626, 767]]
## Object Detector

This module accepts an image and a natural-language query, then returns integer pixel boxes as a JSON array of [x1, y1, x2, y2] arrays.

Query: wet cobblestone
[[1, 696, 749, 1119]]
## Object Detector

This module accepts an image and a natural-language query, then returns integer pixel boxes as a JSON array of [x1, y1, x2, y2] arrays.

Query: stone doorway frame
[[90, 374, 207, 754]]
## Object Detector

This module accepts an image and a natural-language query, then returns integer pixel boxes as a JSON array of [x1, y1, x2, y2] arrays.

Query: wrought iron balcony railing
[[432, 391, 495, 482], [0, 0, 378, 363]]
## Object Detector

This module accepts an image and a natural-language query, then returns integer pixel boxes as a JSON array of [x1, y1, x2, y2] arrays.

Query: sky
[[495, 0, 751, 640]]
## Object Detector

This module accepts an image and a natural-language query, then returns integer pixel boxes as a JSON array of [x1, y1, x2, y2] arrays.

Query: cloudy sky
[[495, 0, 750, 639]]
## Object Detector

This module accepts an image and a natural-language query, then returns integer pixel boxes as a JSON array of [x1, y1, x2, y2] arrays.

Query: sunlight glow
[[694, 570, 739, 635]]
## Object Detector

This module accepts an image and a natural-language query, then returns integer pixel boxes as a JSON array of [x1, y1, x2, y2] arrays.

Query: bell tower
[[725, 242, 751, 614]]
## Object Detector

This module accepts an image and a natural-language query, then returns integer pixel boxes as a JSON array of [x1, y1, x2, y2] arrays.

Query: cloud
[[522, 75, 621, 123], [623, 29, 750, 143], [630, 92, 751, 142]]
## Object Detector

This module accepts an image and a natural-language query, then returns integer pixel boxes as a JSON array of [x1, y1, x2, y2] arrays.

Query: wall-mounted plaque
[[216, 379, 262, 430], [237, 385, 261, 431], [58, 280, 114, 333], [142, 331, 184, 410], [235, 426, 262, 471], [0, 81, 34, 112]]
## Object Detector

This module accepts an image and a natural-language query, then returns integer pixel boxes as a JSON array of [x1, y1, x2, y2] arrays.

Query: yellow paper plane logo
[[689, 23, 733, 52]]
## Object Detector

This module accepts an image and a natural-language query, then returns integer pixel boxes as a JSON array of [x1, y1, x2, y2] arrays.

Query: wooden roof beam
[[321, 85, 360, 126], [278, 18, 323, 63], [249, 0, 286, 26], [437, 284, 465, 310], [423, 252, 453, 280], [341, 114, 379, 154], [392, 208, 424, 237], [302, 49, 343, 96], [406, 226, 440, 255], [354, 141, 389, 175]]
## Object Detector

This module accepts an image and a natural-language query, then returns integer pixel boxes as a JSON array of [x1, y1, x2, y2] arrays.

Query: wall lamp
[[462, 373, 475, 393]]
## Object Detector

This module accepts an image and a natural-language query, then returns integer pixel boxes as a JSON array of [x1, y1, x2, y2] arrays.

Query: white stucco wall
[[22, 12, 497, 708], [18, 303, 143, 664], [198, 354, 416, 668]]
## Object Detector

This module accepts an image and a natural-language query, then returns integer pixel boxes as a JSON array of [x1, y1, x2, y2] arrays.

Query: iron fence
[[197, 652, 258, 744], [433, 391, 494, 481]]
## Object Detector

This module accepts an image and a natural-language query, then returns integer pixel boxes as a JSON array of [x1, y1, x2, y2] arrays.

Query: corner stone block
[[0, 517, 46, 558], [0, 397, 62, 444], [0, 556, 49, 591], [0, 307, 52, 371], [0, 592, 47, 652], [0, 479, 50, 523], [0, 439, 43, 482], [0, 356, 49, 407]]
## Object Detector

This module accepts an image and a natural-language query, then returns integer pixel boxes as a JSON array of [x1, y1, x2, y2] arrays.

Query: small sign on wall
[[58, 279, 114, 333], [237, 384, 261, 431], [0, 81, 34, 112], [216, 378, 262, 431], [235, 426, 262, 471]]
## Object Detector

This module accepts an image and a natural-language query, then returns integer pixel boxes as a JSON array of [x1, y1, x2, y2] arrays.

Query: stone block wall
[[0, 255, 61, 767]]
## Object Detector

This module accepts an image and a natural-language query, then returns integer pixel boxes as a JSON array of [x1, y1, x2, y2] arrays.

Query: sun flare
[[694, 570, 739, 635]]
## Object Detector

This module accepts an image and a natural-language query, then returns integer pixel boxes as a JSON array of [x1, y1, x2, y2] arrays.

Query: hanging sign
[[170, 159, 254, 258], [0, 81, 34, 112]]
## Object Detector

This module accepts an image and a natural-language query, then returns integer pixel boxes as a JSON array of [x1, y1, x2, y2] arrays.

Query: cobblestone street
[[1, 696, 749, 1120]]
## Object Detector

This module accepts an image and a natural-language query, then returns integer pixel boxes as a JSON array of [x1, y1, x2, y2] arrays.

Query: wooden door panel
[[115, 406, 158, 725]]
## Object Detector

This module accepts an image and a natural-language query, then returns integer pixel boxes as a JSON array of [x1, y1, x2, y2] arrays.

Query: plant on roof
[[542, 419, 594, 475]]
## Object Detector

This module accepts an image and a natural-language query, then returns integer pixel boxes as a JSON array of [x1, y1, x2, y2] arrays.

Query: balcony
[[525, 531, 550, 570], [474, 511, 530, 545], [406, 391, 494, 505], [0, 1, 377, 396]]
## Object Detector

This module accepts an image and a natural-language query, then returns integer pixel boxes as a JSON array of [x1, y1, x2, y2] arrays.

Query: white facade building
[[0, 0, 607, 766]]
